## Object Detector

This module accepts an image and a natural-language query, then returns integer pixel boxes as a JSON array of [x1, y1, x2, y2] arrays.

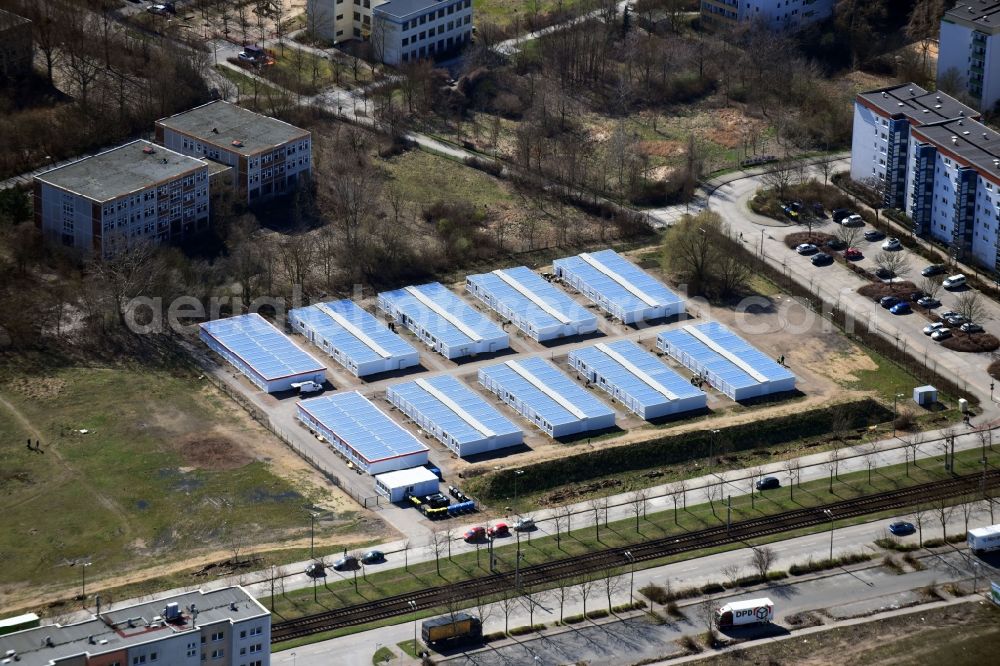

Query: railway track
[[271, 469, 1000, 643]]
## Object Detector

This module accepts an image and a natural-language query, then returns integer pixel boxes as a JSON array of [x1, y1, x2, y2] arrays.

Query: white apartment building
[[33, 140, 210, 258], [937, 0, 1000, 114], [306, 0, 473, 65], [0, 587, 270, 666], [700, 0, 834, 30], [851, 82, 1000, 269], [156, 101, 311, 203]]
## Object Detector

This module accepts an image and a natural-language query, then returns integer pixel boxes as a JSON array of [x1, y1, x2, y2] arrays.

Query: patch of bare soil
[[176, 433, 253, 471], [857, 281, 918, 301], [5, 377, 66, 400], [704, 108, 767, 150], [784, 231, 836, 249], [638, 140, 684, 158], [941, 331, 1000, 353]]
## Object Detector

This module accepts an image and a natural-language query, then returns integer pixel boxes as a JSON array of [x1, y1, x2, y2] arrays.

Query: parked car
[[907, 290, 926, 302], [931, 328, 953, 341], [944, 313, 968, 327], [422, 493, 450, 508], [463, 526, 486, 542], [825, 238, 847, 250], [796, 243, 818, 255], [882, 237, 902, 251], [514, 517, 536, 531], [487, 522, 510, 538], [811, 252, 833, 266], [880, 296, 902, 309], [961, 322, 984, 334], [842, 214, 865, 227], [755, 476, 780, 490], [890, 302, 911, 315], [361, 550, 385, 564], [832, 208, 851, 223], [942, 274, 967, 289], [844, 247, 863, 260], [874, 267, 895, 280], [921, 264, 947, 277], [917, 296, 941, 308], [782, 204, 800, 219], [333, 555, 358, 571], [923, 322, 946, 335], [888, 521, 916, 536], [290, 380, 323, 394], [305, 562, 326, 578], [863, 229, 885, 242]]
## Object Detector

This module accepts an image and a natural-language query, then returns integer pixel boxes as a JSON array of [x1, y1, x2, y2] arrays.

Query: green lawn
[[0, 364, 355, 608], [379, 149, 513, 208], [269, 442, 999, 649], [214, 65, 284, 105], [474, 0, 589, 27], [265, 45, 373, 94]]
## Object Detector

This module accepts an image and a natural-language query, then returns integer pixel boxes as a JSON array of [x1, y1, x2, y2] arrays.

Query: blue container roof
[[379, 282, 505, 349], [290, 300, 417, 366], [467, 266, 596, 331], [553, 249, 683, 313], [200, 313, 325, 381]]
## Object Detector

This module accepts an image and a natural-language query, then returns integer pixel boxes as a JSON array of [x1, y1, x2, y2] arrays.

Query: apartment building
[[937, 0, 1000, 114], [0, 8, 32, 82], [700, 0, 834, 30], [0, 586, 270, 666], [33, 140, 210, 257], [155, 100, 311, 203], [851, 82, 1000, 269], [306, 0, 472, 65]]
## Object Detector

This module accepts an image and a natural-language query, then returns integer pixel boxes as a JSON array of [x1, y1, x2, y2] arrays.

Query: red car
[[463, 526, 486, 542], [843, 247, 863, 260], [488, 522, 510, 538]]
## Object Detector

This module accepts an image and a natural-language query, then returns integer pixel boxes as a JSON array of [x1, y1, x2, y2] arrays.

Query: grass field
[[0, 362, 363, 610], [379, 149, 513, 209], [269, 441, 999, 649]]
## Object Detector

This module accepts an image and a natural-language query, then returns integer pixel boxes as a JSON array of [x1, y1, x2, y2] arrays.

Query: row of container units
[[386, 375, 524, 458], [465, 266, 599, 342], [199, 313, 327, 393], [478, 357, 616, 438], [378, 282, 509, 359], [656, 322, 796, 401], [567, 340, 707, 419], [288, 299, 420, 377], [553, 249, 685, 324]]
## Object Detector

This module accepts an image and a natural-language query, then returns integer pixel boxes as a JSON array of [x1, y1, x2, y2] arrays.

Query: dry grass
[[941, 331, 1000, 352]]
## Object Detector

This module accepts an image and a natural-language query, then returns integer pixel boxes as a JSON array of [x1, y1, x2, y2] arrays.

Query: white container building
[[374, 466, 441, 502]]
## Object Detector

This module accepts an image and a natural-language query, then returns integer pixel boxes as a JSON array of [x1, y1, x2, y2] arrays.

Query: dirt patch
[[176, 433, 254, 471], [704, 109, 766, 150], [784, 231, 836, 249], [638, 140, 684, 159], [5, 377, 66, 400], [857, 281, 918, 301], [941, 331, 1000, 353]]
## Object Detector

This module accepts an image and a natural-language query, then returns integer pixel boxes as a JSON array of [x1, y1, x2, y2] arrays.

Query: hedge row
[[475, 398, 891, 499]]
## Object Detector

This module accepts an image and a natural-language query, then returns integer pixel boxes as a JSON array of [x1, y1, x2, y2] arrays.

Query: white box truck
[[715, 597, 774, 628], [967, 524, 1000, 554]]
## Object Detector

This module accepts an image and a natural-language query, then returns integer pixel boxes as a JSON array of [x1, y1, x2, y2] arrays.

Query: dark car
[[361, 550, 385, 564], [888, 521, 916, 536], [832, 208, 851, 223], [755, 476, 780, 491], [422, 493, 450, 509], [961, 322, 984, 334], [908, 290, 926, 302], [921, 264, 947, 277], [917, 296, 941, 309], [811, 252, 833, 266], [874, 267, 895, 280], [333, 555, 358, 571], [305, 562, 327, 578], [880, 296, 902, 309], [890, 302, 911, 315], [825, 238, 846, 250], [864, 229, 885, 242]]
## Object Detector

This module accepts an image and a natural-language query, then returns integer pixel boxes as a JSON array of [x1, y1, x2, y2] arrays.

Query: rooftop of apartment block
[[913, 115, 1000, 178], [858, 83, 980, 125], [944, 0, 1000, 32], [34, 140, 207, 202], [156, 100, 310, 157], [375, 0, 466, 21], [0, 587, 267, 666]]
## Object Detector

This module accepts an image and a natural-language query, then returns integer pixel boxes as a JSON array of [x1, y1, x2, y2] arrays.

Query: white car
[[796, 243, 818, 255], [931, 328, 952, 341], [291, 380, 323, 394], [513, 517, 535, 531], [922, 322, 946, 336], [942, 274, 967, 289], [881, 237, 901, 250], [841, 214, 864, 227]]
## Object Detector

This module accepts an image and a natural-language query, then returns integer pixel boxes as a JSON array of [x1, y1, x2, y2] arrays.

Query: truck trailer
[[421, 612, 482, 648], [714, 597, 774, 628], [967, 524, 1000, 554]]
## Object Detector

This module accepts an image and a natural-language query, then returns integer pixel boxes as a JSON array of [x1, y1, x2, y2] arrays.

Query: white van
[[942, 274, 967, 289]]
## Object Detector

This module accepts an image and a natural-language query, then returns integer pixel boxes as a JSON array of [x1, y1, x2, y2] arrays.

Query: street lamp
[[78, 562, 91, 601], [513, 469, 525, 518], [823, 509, 834, 560], [624, 551, 635, 606], [892, 392, 905, 436], [408, 600, 418, 654], [709, 429, 721, 468], [291, 652, 297, 666], [309, 511, 319, 560]]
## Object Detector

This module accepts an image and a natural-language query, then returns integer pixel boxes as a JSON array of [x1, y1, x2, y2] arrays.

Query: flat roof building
[[156, 100, 311, 203], [466, 266, 598, 342], [297, 391, 430, 474], [387, 374, 523, 457], [378, 282, 509, 359], [200, 313, 327, 393], [568, 340, 707, 420], [0, 586, 270, 666], [289, 300, 420, 377], [478, 357, 615, 438], [32, 140, 210, 257], [938, 1, 1000, 113], [553, 249, 685, 324], [374, 465, 441, 502]]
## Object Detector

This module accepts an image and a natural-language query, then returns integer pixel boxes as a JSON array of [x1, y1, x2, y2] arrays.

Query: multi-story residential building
[[937, 0, 1000, 114], [851, 82, 1000, 269], [305, 0, 473, 65], [700, 0, 834, 30], [851, 83, 979, 209], [0, 586, 270, 666], [33, 140, 210, 257], [0, 7, 32, 82], [155, 100, 311, 203]]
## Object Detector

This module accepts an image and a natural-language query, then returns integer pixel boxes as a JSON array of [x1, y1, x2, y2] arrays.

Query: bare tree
[[706, 481, 722, 517], [761, 160, 795, 200], [499, 590, 517, 634], [553, 579, 571, 623], [959, 494, 977, 533], [699, 602, 718, 647], [750, 545, 777, 580], [934, 499, 954, 541], [873, 251, 911, 288], [782, 459, 799, 501], [721, 563, 743, 588], [862, 441, 879, 485], [919, 275, 943, 300], [430, 529, 447, 576], [825, 449, 841, 492], [913, 504, 929, 547], [588, 497, 605, 541], [559, 504, 574, 535], [602, 568, 625, 612], [836, 224, 864, 248], [902, 434, 923, 477], [553, 509, 565, 547], [629, 490, 647, 532], [401, 539, 410, 570], [575, 576, 598, 620], [955, 291, 989, 325], [748, 466, 764, 510], [671, 481, 687, 524]]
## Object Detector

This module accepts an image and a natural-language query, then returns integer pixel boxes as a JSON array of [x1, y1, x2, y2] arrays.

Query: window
[[354, 11, 360, 20], [250, 643, 263, 653], [336, 13, 343, 19], [250, 626, 263, 636], [240, 630, 247, 639], [402, 37, 409, 45], [132, 657, 146, 665], [211, 649, 224, 659], [211, 631, 224, 642]]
